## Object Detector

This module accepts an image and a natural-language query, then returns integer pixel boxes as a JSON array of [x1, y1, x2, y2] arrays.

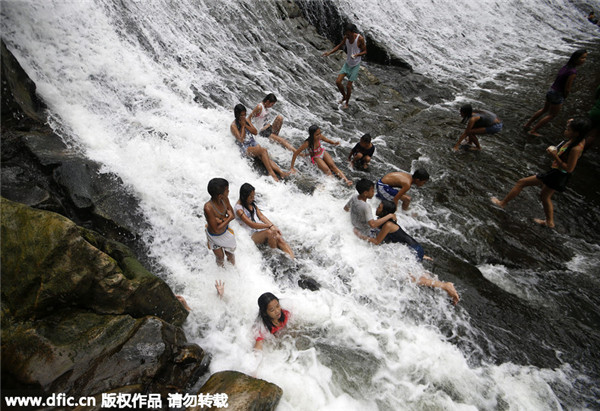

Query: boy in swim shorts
[[376, 169, 429, 210], [203, 178, 236, 266]]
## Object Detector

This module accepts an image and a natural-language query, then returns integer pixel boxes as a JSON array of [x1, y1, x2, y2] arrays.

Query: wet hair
[[360, 133, 372, 144], [234, 103, 246, 128], [356, 178, 374, 195], [239, 182, 256, 222], [344, 23, 358, 33], [460, 103, 473, 124], [307, 124, 319, 153], [257, 292, 285, 333], [263, 93, 277, 103], [378, 199, 397, 217], [566, 49, 587, 68], [561, 117, 591, 158], [412, 168, 430, 182], [207, 178, 229, 198]]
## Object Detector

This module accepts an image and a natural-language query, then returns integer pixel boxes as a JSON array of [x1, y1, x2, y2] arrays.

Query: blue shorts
[[546, 89, 565, 105], [339, 62, 361, 82], [376, 179, 399, 202], [486, 122, 503, 134], [236, 133, 258, 154]]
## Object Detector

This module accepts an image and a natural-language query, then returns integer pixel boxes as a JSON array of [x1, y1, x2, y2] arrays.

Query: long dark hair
[[566, 49, 587, 68], [460, 104, 473, 124], [239, 182, 256, 222], [377, 199, 397, 218], [307, 125, 319, 153], [257, 292, 285, 333], [234, 103, 246, 129], [560, 117, 591, 159]]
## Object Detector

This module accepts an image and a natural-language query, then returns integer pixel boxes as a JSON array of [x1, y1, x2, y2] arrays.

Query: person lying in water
[[231, 103, 289, 182], [235, 182, 295, 259], [254, 292, 290, 350], [354, 199, 459, 305]]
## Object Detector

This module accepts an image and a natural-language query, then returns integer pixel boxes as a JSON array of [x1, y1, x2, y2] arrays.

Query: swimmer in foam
[[235, 183, 295, 259], [491, 117, 590, 228], [354, 199, 459, 305], [247, 93, 296, 152], [290, 125, 352, 186], [254, 292, 290, 350], [231, 103, 289, 182], [376, 169, 429, 210], [453, 104, 503, 151]]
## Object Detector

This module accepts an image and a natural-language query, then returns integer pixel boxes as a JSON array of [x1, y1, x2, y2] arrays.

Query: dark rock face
[[1, 40, 147, 247], [1, 198, 209, 399], [1, 41, 211, 405], [294, 0, 413, 69], [191, 371, 283, 411]]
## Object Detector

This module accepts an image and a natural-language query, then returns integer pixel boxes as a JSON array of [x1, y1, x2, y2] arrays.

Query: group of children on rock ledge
[[194, 23, 599, 349]]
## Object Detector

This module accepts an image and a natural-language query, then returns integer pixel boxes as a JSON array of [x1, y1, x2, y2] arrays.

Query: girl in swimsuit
[[492, 117, 590, 228], [235, 183, 294, 259], [254, 292, 290, 350], [354, 199, 460, 305], [290, 125, 352, 186], [523, 49, 587, 137], [230, 104, 289, 182]]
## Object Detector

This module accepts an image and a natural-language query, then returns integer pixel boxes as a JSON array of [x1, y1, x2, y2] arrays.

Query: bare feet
[[443, 282, 460, 305], [533, 218, 555, 228], [522, 123, 531, 131], [491, 196, 505, 209], [528, 130, 542, 137]]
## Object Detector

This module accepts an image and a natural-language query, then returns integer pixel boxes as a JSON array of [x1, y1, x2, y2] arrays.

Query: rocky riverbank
[[1, 40, 282, 410]]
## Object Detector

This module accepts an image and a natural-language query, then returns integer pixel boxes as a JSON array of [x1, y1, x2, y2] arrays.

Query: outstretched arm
[[322, 37, 346, 57], [290, 141, 309, 171]]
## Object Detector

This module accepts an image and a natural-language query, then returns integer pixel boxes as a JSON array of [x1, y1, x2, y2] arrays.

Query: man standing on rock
[[322, 23, 367, 109]]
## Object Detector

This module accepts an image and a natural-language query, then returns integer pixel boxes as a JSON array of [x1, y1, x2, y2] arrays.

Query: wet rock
[[298, 274, 320, 291], [0, 198, 188, 326], [2, 40, 147, 243], [2, 311, 208, 399], [1, 198, 208, 400], [190, 371, 282, 411]]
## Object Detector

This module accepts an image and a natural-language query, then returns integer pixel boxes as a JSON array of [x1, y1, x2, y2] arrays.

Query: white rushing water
[[2, 0, 598, 409]]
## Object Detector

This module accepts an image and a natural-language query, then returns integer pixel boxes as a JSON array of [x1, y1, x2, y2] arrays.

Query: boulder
[[2, 310, 208, 398], [189, 371, 282, 411], [1, 198, 209, 401], [0, 197, 188, 326]]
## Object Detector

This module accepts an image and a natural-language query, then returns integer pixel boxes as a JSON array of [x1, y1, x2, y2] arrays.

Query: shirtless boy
[[376, 169, 429, 210], [204, 178, 236, 266]]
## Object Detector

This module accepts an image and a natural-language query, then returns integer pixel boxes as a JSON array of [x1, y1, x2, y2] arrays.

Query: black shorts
[[536, 169, 570, 192], [259, 125, 273, 138]]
